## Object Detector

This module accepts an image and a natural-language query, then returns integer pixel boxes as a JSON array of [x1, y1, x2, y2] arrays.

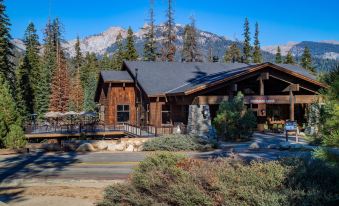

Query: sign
[[250, 99, 275, 104], [285, 121, 297, 131]]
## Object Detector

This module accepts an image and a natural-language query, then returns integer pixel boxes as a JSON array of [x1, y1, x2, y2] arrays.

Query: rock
[[267, 144, 278, 149], [107, 143, 126, 151], [249, 142, 260, 150], [43, 143, 61, 151], [125, 144, 135, 152], [76, 143, 96, 152], [92, 141, 108, 150], [279, 142, 291, 150]]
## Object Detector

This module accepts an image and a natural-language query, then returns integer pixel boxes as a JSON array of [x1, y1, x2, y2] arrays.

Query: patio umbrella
[[64, 111, 78, 116], [44, 112, 58, 118]]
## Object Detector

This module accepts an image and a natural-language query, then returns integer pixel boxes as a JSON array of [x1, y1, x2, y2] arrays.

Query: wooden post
[[259, 77, 264, 96], [289, 89, 294, 121]]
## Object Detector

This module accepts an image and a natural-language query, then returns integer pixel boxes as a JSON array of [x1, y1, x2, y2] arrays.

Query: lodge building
[[95, 61, 326, 136]]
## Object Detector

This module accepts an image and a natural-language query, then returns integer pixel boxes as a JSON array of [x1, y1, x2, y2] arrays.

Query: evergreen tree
[[275, 46, 282, 64], [0, 77, 26, 149], [82, 53, 98, 111], [70, 36, 83, 77], [252, 22, 262, 63], [284, 51, 295, 64], [124, 27, 138, 61], [181, 17, 201, 62], [242, 17, 251, 63], [224, 43, 241, 63], [69, 67, 84, 112], [100, 53, 112, 70], [143, 0, 157, 61], [301, 46, 315, 73], [49, 19, 70, 112], [36, 19, 57, 116], [16, 56, 34, 116], [112, 32, 125, 70], [0, 0, 15, 95], [161, 0, 176, 62]]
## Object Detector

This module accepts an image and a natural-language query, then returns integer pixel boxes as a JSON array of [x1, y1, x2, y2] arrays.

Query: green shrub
[[98, 154, 339, 206], [4, 124, 26, 149], [143, 134, 211, 151], [213, 92, 256, 141]]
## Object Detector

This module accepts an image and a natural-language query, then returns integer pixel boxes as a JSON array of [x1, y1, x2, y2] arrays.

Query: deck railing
[[24, 122, 176, 138]]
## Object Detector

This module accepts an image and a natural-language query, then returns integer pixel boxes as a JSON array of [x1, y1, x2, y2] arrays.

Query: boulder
[[42, 143, 61, 151], [92, 141, 108, 150], [76, 143, 96, 152], [107, 143, 126, 151], [249, 142, 260, 150], [279, 142, 291, 150], [125, 144, 135, 152]]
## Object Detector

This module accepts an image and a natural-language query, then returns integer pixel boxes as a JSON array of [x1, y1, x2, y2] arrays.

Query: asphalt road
[[0, 133, 312, 183]]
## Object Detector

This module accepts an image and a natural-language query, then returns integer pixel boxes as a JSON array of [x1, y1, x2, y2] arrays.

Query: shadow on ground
[[0, 151, 80, 204]]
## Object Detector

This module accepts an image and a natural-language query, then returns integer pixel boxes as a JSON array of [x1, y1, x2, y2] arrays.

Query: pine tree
[[49, 19, 70, 113], [301, 46, 315, 73], [36, 19, 57, 116], [100, 53, 112, 70], [242, 17, 251, 63], [224, 43, 241, 63], [82, 53, 98, 111], [112, 32, 125, 70], [16, 56, 34, 116], [285, 51, 295, 64], [275, 46, 282, 63], [252, 22, 262, 63], [69, 67, 84, 112], [0, 0, 15, 95], [182, 17, 201, 62], [124, 27, 138, 61], [0, 76, 25, 149], [161, 0, 176, 62], [70, 36, 83, 77], [143, 0, 157, 61]]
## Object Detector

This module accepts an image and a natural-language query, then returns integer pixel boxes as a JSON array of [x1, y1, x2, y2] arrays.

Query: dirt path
[[0, 179, 123, 206]]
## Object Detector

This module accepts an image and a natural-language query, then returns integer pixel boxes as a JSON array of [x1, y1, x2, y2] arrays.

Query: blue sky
[[7, 0, 339, 46]]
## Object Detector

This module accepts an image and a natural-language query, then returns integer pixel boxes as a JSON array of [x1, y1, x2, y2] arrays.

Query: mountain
[[12, 25, 339, 71]]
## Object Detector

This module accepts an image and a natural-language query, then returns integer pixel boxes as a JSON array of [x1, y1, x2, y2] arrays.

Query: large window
[[117, 105, 130, 123], [161, 104, 171, 125]]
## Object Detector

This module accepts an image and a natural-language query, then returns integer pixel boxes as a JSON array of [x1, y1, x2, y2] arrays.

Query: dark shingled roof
[[108, 61, 321, 96], [100, 70, 133, 83], [124, 61, 256, 95]]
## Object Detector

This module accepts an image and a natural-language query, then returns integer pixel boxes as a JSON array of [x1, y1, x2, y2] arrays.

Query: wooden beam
[[289, 89, 295, 121], [283, 84, 300, 92]]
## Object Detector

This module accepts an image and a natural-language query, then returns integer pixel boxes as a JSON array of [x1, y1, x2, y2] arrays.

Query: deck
[[24, 123, 174, 139]]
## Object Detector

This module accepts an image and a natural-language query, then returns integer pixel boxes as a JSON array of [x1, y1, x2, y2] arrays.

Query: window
[[117, 105, 130, 123], [161, 104, 171, 124]]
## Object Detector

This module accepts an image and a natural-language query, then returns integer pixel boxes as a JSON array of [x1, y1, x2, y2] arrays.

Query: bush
[[143, 134, 213, 151], [213, 92, 256, 141], [4, 124, 26, 149], [98, 154, 339, 206]]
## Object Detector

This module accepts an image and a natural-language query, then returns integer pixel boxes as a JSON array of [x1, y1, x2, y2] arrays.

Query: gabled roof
[[100, 70, 134, 83], [122, 61, 324, 96]]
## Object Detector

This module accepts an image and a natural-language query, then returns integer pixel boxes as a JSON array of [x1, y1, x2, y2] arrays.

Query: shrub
[[213, 92, 256, 141], [98, 154, 339, 206], [143, 134, 211, 151], [4, 124, 26, 149]]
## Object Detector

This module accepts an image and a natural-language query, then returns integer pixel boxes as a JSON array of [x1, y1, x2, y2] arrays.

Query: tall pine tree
[[0, 0, 15, 95], [16, 56, 34, 116], [182, 17, 201, 62], [284, 51, 295, 64], [301, 46, 315, 73], [252, 22, 262, 63], [100, 53, 112, 70], [124, 27, 138, 61], [224, 43, 241, 63], [82, 53, 98, 111], [112, 32, 125, 70], [275, 46, 282, 63], [49, 19, 70, 112], [143, 0, 157, 61], [242, 17, 251, 63], [161, 0, 176, 62]]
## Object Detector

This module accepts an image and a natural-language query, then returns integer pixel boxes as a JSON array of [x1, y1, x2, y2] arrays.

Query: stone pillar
[[187, 105, 212, 137]]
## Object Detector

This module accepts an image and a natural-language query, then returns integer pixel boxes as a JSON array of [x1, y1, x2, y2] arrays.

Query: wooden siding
[[104, 83, 136, 125]]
